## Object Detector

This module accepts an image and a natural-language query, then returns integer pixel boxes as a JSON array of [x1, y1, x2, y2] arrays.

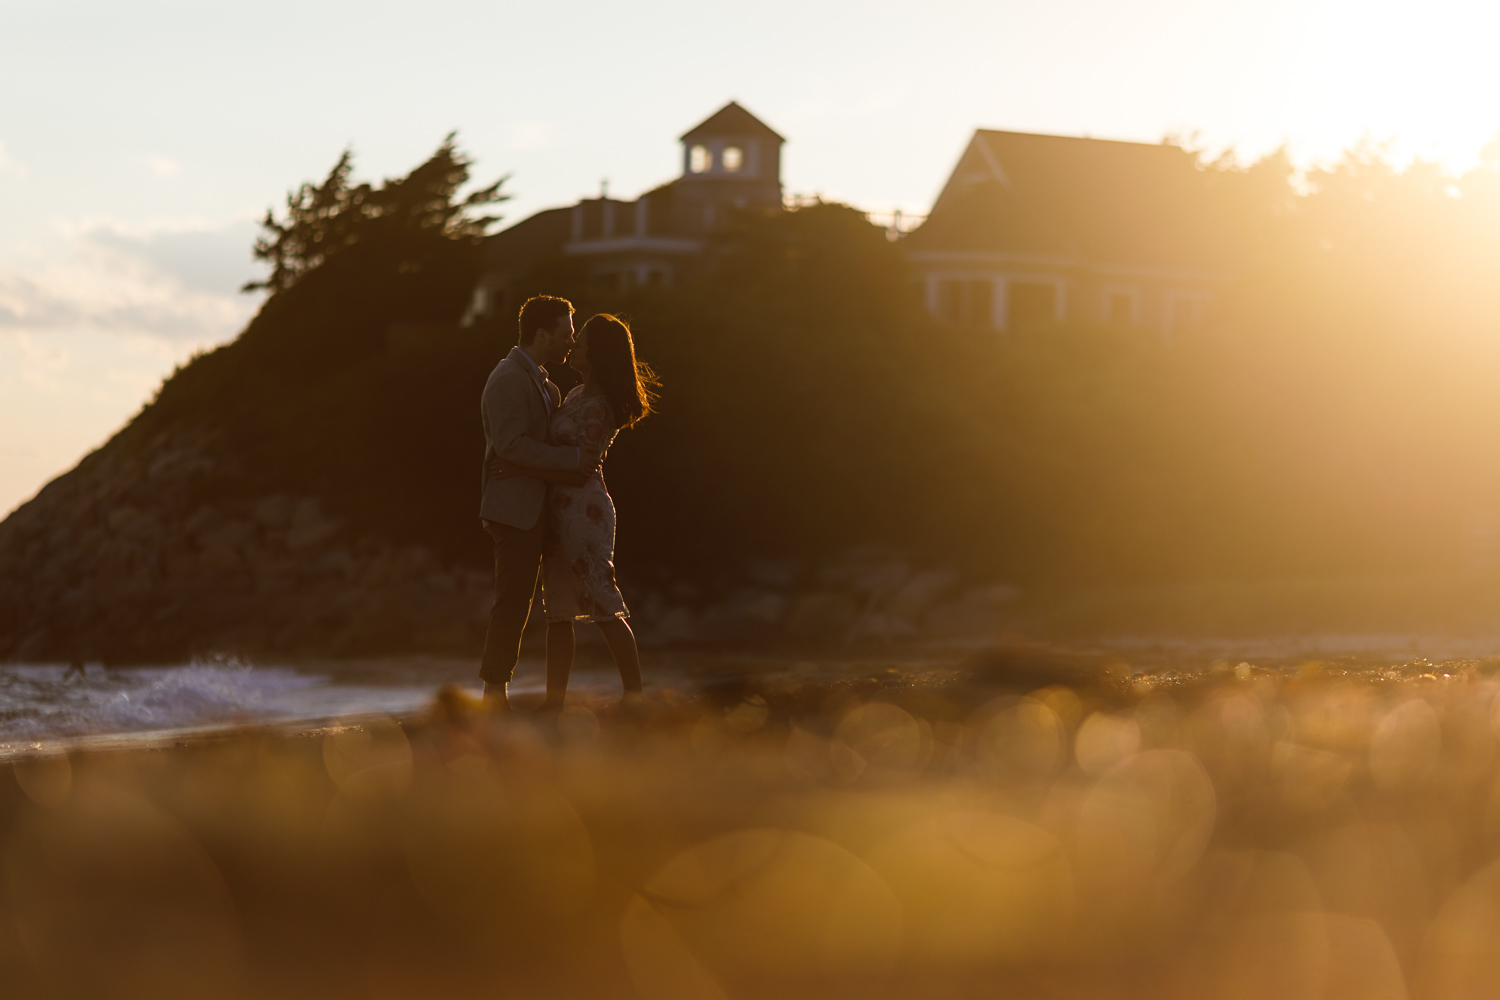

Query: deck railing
[[783, 194, 926, 240]]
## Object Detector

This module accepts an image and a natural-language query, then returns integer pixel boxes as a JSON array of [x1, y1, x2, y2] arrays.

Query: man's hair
[[517, 295, 574, 345]]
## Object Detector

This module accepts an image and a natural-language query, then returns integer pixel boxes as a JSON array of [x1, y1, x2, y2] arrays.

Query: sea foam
[[0, 659, 433, 743]]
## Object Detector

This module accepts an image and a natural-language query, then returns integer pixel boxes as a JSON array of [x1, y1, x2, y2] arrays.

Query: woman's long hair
[[582, 313, 659, 428]]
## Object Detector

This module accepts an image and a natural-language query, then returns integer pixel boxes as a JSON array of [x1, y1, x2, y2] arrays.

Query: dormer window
[[689, 145, 711, 173], [722, 146, 744, 173]]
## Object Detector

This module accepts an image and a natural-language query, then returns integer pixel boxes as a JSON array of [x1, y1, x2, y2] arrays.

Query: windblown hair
[[581, 314, 659, 428], [517, 295, 574, 345]]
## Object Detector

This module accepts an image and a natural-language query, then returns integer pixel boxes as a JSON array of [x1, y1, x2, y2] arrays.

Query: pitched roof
[[483, 206, 572, 274], [681, 101, 785, 144], [906, 130, 1241, 273]]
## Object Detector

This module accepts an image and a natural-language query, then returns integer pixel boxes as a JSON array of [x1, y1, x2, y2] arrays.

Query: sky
[[4, 0, 1500, 516]]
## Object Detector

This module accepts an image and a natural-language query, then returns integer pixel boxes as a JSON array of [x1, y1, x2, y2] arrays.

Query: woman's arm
[[485, 369, 590, 472], [487, 456, 589, 487]]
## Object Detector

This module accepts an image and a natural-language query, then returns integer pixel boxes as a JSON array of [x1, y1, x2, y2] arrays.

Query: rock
[[969, 583, 1020, 605], [697, 589, 788, 640], [785, 593, 859, 641], [887, 570, 958, 625], [253, 496, 297, 529], [818, 545, 910, 595], [846, 609, 918, 643], [198, 520, 254, 552], [284, 523, 338, 551], [423, 571, 459, 595], [0, 423, 1010, 662], [745, 556, 801, 590], [105, 507, 141, 532], [184, 506, 220, 537], [245, 546, 298, 582], [314, 548, 359, 580], [637, 589, 666, 625], [736, 591, 788, 627], [198, 541, 244, 574], [652, 607, 700, 644], [924, 584, 1021, 639], [163, 549, 199, 581], [285, 502, 341, 550]]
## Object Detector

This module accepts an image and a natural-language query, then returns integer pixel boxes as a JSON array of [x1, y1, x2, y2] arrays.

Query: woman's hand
[[486, 456, 516, 480]]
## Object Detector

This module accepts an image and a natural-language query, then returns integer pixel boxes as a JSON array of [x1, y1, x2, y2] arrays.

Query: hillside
[[0, 144, 966, 664], [0, 143, 504, 662], [10, 138, 1500, 663]]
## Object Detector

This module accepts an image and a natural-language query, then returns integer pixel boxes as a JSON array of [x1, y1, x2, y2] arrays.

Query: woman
[[487, 313, 658, 709]]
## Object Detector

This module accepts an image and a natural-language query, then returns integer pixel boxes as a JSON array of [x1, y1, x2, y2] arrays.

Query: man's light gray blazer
[[479, 347, 580, 531]]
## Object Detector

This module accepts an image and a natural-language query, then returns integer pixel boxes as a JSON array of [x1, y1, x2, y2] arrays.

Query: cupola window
[[722, 146, 744, 172], [689, 145, 711, 173]]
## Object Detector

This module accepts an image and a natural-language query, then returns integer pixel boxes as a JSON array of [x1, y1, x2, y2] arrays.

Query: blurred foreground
[[7, 653, 1500, 998]]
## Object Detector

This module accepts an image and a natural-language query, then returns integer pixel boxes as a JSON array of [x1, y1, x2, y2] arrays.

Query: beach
[[1, 643, 1499, 997]]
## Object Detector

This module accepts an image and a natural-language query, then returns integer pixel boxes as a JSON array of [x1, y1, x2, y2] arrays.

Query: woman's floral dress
[[542, 387, 629, 623]]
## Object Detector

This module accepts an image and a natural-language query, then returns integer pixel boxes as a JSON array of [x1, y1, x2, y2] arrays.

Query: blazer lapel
[[506, 347, 553, 413]]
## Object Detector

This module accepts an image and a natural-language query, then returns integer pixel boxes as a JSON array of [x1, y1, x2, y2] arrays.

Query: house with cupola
[[466, 101, 785, 323], [467, 102, 1241, 338]]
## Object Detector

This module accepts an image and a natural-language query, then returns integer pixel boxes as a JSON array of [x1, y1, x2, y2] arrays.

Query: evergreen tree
[[244, 134, 506, 294]]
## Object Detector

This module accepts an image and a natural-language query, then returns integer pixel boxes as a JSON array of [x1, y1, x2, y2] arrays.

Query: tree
[[244, 134, 507, 294]]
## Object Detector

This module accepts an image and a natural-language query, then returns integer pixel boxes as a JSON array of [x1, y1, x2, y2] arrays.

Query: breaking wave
[[0, 659, 436, 744]]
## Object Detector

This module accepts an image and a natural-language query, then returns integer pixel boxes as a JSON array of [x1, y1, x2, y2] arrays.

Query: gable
[[912, 130, 1241, 273], [681, 101, 785, 144]]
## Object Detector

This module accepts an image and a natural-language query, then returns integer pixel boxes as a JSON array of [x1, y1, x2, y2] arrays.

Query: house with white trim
[[904, 130, 1241, 337], [466, 102, 784, 324]]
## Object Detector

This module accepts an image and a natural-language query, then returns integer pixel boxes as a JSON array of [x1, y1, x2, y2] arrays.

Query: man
[[478, 295, 600, 708]]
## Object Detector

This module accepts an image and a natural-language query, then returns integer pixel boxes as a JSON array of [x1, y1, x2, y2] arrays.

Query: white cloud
[[0, 141, 25, 178], [145, 154, 180, 176], [13, 333, 68, 392], [0, 219, 262, 345], [0, 221, 264, 515], [507, 120, 558, 151]]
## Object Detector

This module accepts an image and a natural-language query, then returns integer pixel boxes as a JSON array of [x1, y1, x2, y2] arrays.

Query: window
[[1107, 291, 1137, 325], [689, 144, 711, 173], [963, 281, 992, 327], [722, 146, 744, 172], [937, 281, 962, 324], [579, 200, 604, 240], [1167, 295, 1204, 336], [937, 279, 992, 328], [1007, 282, 1057, 330]]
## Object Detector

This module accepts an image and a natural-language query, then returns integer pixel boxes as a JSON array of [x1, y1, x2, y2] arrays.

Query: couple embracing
[[476, 295, 658, 711]]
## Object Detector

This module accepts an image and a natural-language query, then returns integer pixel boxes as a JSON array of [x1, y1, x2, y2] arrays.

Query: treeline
[[518, 138, 1500, 587], [129, 135, 1500, 593]]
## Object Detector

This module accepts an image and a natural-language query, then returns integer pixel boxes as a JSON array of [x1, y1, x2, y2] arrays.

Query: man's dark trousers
[[479, 516, 546, 685]]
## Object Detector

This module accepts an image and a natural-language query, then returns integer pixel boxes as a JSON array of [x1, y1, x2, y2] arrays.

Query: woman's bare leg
[[595, 617, 642, 694], [482, 680, 511, 712], [543, 621, 575, 710]]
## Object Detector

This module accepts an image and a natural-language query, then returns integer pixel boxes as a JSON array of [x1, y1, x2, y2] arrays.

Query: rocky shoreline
[[1, 430, 1019, 664]]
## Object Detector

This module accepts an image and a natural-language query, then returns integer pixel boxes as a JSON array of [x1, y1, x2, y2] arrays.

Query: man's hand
[[578, 450, 603, 475]]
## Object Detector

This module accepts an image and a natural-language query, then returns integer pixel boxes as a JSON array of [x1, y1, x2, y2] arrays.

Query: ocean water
[[16, 634, 1471, 751], [0, 655, 641, 748], [0, 648, 966, 750]]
